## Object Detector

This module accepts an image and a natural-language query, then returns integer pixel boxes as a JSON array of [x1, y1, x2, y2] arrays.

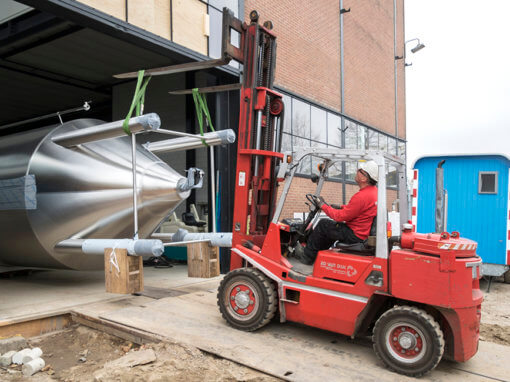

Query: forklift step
[[287, 257, 313, 276]]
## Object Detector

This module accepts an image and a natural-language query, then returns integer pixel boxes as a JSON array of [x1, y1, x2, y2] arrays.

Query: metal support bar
[[0, 101, 91, 131], [55, 238, 164, 256], [169, 83, 242, 95], [52, 113, 160, 147], [145, 129, 235, 153], [210, 146, 217, 233], [131, 133, 139, 240], [114, 58, 231, 79]]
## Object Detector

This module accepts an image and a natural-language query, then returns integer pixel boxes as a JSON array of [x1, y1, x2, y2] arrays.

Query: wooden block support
[[104, 248, 144, 294], [187, 242, 220, 278]]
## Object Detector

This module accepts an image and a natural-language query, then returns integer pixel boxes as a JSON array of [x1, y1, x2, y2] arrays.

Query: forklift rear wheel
[[217, 268, 277, 331], [372, 305, 445, 377]]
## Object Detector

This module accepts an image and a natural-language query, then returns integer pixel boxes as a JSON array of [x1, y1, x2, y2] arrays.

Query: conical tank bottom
[[0, 119, 190, 270]]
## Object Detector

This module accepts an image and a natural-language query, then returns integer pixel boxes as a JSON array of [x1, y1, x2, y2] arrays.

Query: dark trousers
[[303, 219, 363, 263]]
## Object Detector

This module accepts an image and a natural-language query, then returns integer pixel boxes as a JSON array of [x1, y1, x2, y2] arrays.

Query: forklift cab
[[273, 148, 408, 280]]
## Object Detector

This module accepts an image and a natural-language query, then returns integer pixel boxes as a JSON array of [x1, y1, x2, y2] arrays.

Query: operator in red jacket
[[294, 161, 378, 265]]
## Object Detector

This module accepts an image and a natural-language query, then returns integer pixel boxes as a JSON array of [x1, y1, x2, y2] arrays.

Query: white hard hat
[[360, 161, 379, 182]]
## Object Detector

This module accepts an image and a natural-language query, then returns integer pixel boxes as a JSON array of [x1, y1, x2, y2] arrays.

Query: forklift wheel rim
[[384, 322, 426, 363], [226, 280, 260, 321]]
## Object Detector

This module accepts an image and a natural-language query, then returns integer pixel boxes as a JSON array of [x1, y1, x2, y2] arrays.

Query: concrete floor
[[1, 265, 510, 381], [0, 264, 219, 323]]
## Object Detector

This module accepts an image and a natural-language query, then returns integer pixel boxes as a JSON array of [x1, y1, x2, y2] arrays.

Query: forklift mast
[[223, 9, 285, 267]]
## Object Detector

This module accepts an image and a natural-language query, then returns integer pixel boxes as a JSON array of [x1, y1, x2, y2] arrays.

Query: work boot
[[293, 244, 314, 265]]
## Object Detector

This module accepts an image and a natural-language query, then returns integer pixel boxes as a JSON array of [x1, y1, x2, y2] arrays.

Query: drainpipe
[[340, 0, 347, 204], [393, 0, 399, 139]]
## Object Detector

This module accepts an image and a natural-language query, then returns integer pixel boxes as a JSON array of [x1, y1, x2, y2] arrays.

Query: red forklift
[[119, 8, 483, 377], [212, 9, 483, 378]]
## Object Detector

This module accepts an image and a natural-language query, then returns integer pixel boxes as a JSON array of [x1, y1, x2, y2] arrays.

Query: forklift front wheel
[[372, 305, 445, 377], [217, 268, 277, 331]]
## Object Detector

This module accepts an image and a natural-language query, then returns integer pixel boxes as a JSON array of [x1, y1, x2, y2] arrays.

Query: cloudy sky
[[404, 0, 510, 167]]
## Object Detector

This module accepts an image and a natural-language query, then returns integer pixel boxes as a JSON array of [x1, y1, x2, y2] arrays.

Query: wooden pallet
[[186, 242, 220, 278], [104, 248, 143, 294]]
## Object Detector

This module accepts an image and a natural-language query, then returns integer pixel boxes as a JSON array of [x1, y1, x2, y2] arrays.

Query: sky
[[404, 0, 510, 168]]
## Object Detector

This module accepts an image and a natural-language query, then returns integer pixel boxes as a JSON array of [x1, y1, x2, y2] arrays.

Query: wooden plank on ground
[[96, 285, 509, 382], [0, 314, 72, 339]]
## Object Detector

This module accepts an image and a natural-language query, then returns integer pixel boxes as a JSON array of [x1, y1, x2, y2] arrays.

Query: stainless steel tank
[[0, 117, 192, 270]]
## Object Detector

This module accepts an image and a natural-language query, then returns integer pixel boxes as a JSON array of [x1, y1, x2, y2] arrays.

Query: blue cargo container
[[413, 154, 510, 279]]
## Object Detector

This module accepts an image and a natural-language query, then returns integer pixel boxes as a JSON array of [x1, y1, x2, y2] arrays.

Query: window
[[292, 136, 311, 175], [479, 171, 498, 194], [345, 120, 357, 149], [398, 141, 406, 160], [368, 130, 379, 150], [388, 138, 397, 155], [311, 142, 327, 175], [292, 98, 310, 138], [311, 106, 327, 143], [208, 0, 239, 68], [276, 88, 406, 178], [281, 95, 292, 133], [327, 113, 341, 147]]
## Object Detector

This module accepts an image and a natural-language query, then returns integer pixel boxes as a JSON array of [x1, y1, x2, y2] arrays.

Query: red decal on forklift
[[412, 189, 417, 197], [507, 250, 510, 265], [412, 206, 416, 215], [413, 170, 418, 180]]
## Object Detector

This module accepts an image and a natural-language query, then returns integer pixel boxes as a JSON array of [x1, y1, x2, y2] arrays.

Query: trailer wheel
[[372, 305, 444, 377], [504, 270, 510, 284], [217, 268, 277, 331]]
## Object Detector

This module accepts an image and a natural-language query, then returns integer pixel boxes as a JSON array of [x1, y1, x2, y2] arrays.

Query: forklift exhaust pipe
[[435, 160, 446, 233]]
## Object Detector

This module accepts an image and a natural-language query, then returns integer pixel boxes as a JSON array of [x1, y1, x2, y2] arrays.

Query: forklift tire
[[217, 268, 277, 332], [372, 305, 445, 377]]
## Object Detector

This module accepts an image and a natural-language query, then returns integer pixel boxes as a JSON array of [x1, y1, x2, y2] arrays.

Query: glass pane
[[208, 8, 222, 59], [379, 135, 388, 152], [311, 141, 327, 176], [354, 125, 366, 149], [282, 95, 291, 133], [387, 165, 397, 187], [388, 137, 397, 155], [292, 98, 310, 138], [345, 120, 357, 149], [368, 129, 379, 150], [398, 141, 406, 160], [292, 136, 311, 174], [345, 161, 357, 182], [210, 0, 238, 15], [311, 106, 327, 143], [327, 113, 341, 147], [208, 1, 239, 68], [281, 132, 292, 153]]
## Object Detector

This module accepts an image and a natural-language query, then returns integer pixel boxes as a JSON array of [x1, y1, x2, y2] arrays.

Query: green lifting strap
[[122, 70, 151, 135], [192, 88, 215, 146]]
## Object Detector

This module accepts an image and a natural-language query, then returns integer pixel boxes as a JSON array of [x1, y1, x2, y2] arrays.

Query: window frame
[[478, 171, 498, 194]]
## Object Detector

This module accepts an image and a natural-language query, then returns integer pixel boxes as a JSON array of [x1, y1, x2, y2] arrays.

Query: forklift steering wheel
[[306, 193, 321, 209]]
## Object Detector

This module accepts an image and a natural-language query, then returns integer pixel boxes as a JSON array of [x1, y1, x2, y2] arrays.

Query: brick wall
[[246, 0, 406, 137], [343, 0, 405, 136], [245, 0, 341, 111], [275, 178, 398, 220]]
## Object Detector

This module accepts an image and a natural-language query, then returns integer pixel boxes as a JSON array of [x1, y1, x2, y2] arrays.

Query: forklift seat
[[333, 216, 376, 255]]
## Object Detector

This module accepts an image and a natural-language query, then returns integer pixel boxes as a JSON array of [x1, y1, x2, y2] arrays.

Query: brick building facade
[[70, 0, 406, 219], [2, 0, 405, 225]]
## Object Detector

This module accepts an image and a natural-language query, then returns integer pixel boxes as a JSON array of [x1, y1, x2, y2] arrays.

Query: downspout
[[340, 0, 346, 205], [393, 0, 399, 138]]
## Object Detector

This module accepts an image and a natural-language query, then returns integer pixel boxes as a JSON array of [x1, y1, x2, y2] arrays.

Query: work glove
[[312, 195, 326, 208]]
